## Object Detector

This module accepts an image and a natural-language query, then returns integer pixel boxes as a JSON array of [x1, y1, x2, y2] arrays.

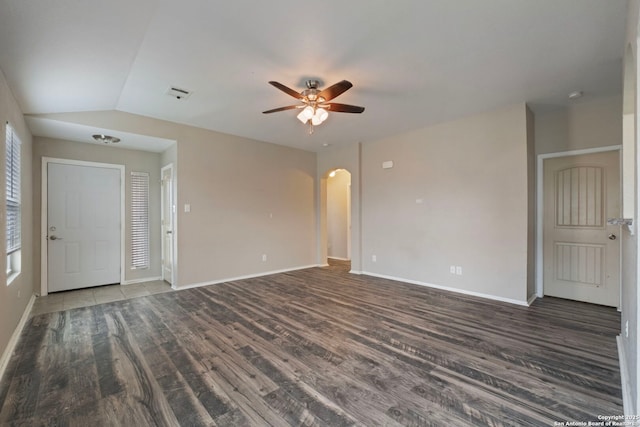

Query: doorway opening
[[326, 168, 351, 271]]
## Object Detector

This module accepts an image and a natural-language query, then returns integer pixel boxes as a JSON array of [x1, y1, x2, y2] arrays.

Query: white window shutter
[[131, 172, 150, 269], [5, 123, 21, 255]]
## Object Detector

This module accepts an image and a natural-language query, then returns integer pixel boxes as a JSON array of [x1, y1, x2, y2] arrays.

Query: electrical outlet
[[450, 266, 456, 274], [262, 254, 267, 262], [455, 266, 463, 275], [17, 290, 20, 298], [372, 255, 377, 262]]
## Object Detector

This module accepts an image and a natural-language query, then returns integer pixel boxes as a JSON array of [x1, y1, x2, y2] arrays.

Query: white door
[[47, 162, 121, 292], [161, 165, 174, 284], [543, 151, 620, 307]]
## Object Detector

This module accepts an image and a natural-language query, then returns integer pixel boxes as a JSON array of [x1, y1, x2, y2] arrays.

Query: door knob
[[608, 233, 617, 240], [166, 230, 173, 234], [49, 235, 63, 241]]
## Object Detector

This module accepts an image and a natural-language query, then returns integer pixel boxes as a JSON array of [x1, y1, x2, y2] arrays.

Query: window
[[5, 123, 21, 282], [131, 172, 150, 269]]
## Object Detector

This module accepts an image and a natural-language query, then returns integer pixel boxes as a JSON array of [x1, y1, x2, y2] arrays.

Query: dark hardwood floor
[[0, 260, 622, 426]]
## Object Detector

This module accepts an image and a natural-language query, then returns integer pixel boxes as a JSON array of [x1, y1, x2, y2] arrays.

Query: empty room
[[0, 1, 638, 425]]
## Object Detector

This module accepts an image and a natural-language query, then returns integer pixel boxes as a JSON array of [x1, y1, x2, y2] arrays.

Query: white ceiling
[[0, 0, 628, 152]]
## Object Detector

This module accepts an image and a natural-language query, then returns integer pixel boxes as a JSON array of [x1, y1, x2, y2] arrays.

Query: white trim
[[175, 264, 322, 290], [527, 294, 537, 306], [349, 270, 362, 275], [362, 271, 530, 306], [41, 157, 126, 296], [121, 276, 163, 285], [617, 335, 635, 417], [347, 182, 352, 260], [0, 293, 35, 383], [327, 256, 350, 261], [535, 145, 622, 300]]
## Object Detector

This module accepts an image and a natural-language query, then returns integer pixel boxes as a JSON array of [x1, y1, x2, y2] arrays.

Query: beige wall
[[33, 138, 163, 287], [161, 143, 177, 168], [327, 169, 350, 260], [176, 131, 316, 286], [29, 111, 318, 287], [0, 69, 34, 365], [624, 113, 635, 219], [535, 95, 623, 155], [361, 103, 530, 303]]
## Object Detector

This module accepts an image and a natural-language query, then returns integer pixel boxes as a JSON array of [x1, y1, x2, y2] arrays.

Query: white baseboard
[[0, 293, 36, 383], [527, 294, 538, 306], [349, 270, 362, 275], [121, 276, 163, 285], [361, 271, 529, 306], [327, 256, 350, 261], [176, 264, 321, 290], [617, 335, 635, 417]]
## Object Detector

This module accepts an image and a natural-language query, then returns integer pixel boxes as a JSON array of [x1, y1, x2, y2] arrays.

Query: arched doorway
[[326, 168, 351, 269]]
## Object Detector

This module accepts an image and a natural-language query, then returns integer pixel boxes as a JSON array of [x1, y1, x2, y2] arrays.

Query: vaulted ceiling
[[0, 0, 628, 152]]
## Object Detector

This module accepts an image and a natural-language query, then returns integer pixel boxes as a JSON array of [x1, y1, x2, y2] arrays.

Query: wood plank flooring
[[0, 261, 622, 426]]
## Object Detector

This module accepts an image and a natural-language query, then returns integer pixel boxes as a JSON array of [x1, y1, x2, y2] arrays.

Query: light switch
[[184, 204, 191, 213], [382, 161, 394, 169]]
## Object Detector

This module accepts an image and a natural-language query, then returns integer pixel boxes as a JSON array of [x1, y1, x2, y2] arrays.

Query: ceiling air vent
[[166, 86, 192, 100]]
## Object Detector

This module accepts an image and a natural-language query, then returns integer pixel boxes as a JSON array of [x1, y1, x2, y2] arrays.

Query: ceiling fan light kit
[[263, 79, 364, 134], [311, 108, 328, 126]]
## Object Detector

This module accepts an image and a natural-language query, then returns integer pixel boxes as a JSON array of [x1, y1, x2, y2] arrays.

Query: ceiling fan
[[263, 79, 365, 134]]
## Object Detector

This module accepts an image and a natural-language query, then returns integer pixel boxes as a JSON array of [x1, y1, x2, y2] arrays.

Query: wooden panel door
[[543, 151, 620, 307], [47, 162, 121, 292]]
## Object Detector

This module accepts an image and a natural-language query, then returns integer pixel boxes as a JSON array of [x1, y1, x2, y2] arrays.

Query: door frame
[[535, 145, 622, 303], [347, 182, 352, 260], [40, 157, 126, 296], [160, 163, 176, 287]]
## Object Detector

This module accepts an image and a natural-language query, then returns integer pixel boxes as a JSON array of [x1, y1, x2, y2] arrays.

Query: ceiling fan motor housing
[[305, 80, 320, 89], [303, 80, 322, 102]]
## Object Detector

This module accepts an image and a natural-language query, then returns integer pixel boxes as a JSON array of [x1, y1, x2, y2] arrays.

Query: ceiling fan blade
[[318, 80, 353, 101], [324, 103, 365, 113], [268, 81, 303, 100], [262, 105, 301, 114]]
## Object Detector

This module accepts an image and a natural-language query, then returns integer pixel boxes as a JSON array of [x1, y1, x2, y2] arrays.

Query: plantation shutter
[[131, 172, 150, 269], [5, 123, 21, 254]]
